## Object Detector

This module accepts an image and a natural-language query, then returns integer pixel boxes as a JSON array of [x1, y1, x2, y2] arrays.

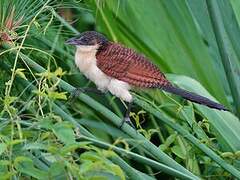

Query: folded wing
[[96, 43, 170, 88]]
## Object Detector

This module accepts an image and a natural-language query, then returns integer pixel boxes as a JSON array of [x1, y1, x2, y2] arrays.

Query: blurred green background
[[0, 0, 240, 179]]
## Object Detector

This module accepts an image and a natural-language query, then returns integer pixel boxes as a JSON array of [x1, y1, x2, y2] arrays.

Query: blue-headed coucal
[[66, 31, 228, 125]]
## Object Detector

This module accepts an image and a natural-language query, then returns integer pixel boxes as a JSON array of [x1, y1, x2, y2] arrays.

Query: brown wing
[[96, 43, 170, 88]]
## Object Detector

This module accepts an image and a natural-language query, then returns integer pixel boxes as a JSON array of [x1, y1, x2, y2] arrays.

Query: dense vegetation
[[0, 0, 240, 179]]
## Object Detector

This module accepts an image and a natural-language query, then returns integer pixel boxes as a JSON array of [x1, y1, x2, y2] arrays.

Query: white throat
[[76, 45, 99, 52], [75, 45, 98, 72], [75, 44, 110, 92]]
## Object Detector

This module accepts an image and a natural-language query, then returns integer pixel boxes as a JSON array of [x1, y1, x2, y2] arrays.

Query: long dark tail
[[161, 85, 228, 111]]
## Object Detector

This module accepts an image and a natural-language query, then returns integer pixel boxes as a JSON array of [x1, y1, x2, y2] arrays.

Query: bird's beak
[[65, 37, 78, 45]]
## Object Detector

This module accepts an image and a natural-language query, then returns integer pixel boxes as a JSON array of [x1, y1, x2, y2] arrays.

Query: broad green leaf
[[52, 122, 76, 145]]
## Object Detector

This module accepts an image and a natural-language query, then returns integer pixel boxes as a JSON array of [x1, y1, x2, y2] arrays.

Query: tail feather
[[161, 85, 228, 111]]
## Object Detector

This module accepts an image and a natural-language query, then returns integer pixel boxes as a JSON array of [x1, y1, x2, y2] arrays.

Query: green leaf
[[80, 151, 103, 162], [2, 96, 17, 107], [52, 122, 76, 145], [163, 133, 177, 149], [8, 139, 24, 146], [15, 68, 27, 80], [60, 142, 91, 155], [0, 172, 14, 180], [221, 152, 234, 159], [48, 91, 67, 100], [23, 142, 47, 150], [108, 163, 125, 180], [180, 105, 209, 140], [0, 143, 7, 156], [48, 162, 68, 179], [171, 145, 186, 160], [79, 160, 93, 174], [14, 156, 47, 179], [54, 67, 66, 76], [181, 106, 195, 127], [37, 116, 53, 129]]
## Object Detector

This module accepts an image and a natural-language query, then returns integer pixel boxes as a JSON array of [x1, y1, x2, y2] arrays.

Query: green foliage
[[0, 0, 240, 179]]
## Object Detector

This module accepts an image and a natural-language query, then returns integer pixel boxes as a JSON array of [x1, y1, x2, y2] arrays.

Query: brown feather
[[96, 42, 170, 88]]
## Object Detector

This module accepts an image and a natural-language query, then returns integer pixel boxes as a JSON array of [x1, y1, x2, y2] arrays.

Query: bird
[[66, 31, 228, 126]]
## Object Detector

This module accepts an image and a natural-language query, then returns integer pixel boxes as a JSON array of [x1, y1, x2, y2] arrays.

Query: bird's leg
[[72, 87, 103, 95], [67, 87, 105, 104], [120, 101, 135, 129]]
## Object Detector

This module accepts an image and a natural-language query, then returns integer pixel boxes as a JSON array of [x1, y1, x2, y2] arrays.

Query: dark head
[[66, 31, 108, 48]]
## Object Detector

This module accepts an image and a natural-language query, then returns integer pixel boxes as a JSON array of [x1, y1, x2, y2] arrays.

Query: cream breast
[[74, 45, 133, 102]]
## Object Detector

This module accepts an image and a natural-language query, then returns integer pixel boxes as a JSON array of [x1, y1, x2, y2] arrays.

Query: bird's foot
[[119, 101, 136, 129], [120, 116, 136, 129], [67, 87, 104, 104], [74, 87, 104, 95]]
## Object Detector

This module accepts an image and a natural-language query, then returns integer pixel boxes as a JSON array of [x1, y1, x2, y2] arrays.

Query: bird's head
[[66, 31, 108, 52]]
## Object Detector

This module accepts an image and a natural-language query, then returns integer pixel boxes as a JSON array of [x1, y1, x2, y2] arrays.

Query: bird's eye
[[79, 37, 89, 45]]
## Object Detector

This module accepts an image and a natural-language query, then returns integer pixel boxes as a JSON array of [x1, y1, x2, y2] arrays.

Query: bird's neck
[[75, 46, 98, 72]]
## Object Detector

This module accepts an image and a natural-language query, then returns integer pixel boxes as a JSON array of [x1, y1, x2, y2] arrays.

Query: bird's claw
[[120, 116, 136, 129], [67, 87, 105, 105], [67, 88, 85, 104]]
